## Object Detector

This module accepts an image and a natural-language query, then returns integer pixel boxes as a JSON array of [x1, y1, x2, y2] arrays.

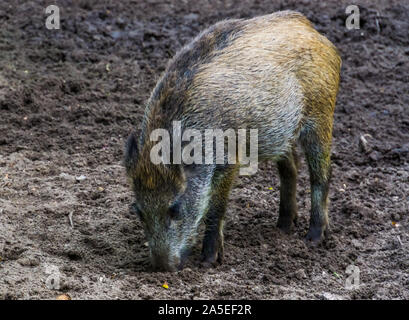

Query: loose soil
[[0, 0, 408, 299]]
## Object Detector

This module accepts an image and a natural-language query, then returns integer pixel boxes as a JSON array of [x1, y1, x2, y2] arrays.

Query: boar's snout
[[151, 252, 182, 272], [151, 245, 191, 272]]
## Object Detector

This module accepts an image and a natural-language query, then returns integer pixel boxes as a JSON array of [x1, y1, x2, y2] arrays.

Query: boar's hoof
[[277, 217, 297, 234], [200, 250, 224, 268], [200, 261, 217, 269], [305, 226, 328, 245]]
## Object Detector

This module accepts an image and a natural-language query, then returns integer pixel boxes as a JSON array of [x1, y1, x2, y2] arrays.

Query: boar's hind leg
[[300, 119, 333, 243], [201, 165, 238, 267], [276, 146, 298, 234]]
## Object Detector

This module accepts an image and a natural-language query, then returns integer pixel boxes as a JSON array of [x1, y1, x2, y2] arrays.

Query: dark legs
[[201, 119, 333, 265], [278, 123, 332, 243], [303, 141, 331, 241], [276, 147, 298, 233], [201, 165, 238, 266], [300, 121, 333, 242]]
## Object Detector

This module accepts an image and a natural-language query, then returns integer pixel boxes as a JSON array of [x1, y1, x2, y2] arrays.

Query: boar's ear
[[124, 132, 139, 173]]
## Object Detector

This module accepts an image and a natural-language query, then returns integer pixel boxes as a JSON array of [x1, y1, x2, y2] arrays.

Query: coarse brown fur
[[125, 10, 341, 271]]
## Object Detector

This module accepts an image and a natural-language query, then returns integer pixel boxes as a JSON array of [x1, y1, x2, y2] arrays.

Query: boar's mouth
[[151, 243, 192, 272]]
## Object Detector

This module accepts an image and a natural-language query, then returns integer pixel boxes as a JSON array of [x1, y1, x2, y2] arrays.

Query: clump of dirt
[[0, 0, 408, 299]]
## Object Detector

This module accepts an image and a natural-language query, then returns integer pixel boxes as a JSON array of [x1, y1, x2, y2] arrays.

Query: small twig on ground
[[361, 43, 370, 57], [397, 236, 403, 247], [375, 11, 381, 34], [68, 212, 74, 229], [359, 133, 373, 154]]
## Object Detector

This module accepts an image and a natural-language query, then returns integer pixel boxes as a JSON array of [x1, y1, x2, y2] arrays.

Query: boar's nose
[[151, 253, 180, 272]]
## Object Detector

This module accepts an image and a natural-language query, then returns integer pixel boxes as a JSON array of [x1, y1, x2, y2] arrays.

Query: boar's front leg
[[201, 165, 238, 267]]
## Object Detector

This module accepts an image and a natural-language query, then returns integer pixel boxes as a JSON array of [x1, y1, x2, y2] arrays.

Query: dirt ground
[[0, 0, 408, 300]]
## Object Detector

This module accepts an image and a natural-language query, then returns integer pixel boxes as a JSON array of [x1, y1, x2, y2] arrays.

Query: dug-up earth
[[0, 0, 408, 299]]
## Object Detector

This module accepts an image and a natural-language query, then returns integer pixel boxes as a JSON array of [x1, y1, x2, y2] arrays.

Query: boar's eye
[[168, 201, 182, 220], [183, 163, 199, 179], [129, 202, 141, 218]]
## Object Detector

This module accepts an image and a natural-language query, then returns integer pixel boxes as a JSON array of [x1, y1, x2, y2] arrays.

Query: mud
[[0, 0, 408, 299]]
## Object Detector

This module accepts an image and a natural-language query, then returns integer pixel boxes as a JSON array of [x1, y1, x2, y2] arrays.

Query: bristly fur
[[124, 10, 341, 271]]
